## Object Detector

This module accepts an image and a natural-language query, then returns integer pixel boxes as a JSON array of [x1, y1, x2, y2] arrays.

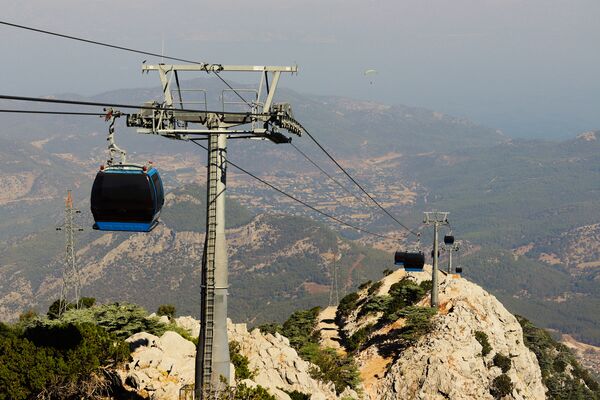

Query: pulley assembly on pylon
[[90, 109, 165, 232], [394, 233, 425, 272]]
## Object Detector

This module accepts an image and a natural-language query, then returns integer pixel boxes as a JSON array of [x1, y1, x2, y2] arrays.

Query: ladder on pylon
[[199, 137, 219, 390]]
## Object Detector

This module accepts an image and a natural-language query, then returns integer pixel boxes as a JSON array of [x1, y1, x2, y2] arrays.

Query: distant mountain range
[[0, 82, 598, 352], [0, 184, 391, 326]]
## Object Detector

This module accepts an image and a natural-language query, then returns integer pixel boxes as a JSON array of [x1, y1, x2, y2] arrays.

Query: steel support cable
[[0, 94, 260, 117], [0, 20, 201, 64], [0, 20, 256, 112], [189, 140, 395, 240], [298, 125, 420, 237], [0, 19, 411, 236], [0, 109, 109, 116], [290, 142, 373, 208], [213, 72, 253, 108]]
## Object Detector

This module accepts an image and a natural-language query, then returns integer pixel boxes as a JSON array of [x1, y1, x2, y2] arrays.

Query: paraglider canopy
[[364, 69, 378, 84]]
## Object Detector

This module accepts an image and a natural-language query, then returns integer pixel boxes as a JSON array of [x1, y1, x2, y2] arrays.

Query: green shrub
[[230, 341, 254, 380], [517, 315, 600, 399], [360, 296, 391, 317], [419, 280, 433, 293], [273, 306, 361, 393], [493, 353, 512, 373], [46, 297, 96, 320], [396, 306, 437, 343], [78, 297, 96, 309], [0, 321, 129, 400], [47, 299, 69, 319], [157, 304, 176, 319], [282, 389, 310, 400], [306, 345, 361, 393], [475, 331, 492, 356], [233, 382, 276, 400], [281, 307, 321, 351], [18, 309, 38, 323], [337, 292, 359, 320], [257, 322, 283, 336], [382, 279, 428, 322], [367, 281, 383, 296], [56, 303, 165, 339], [490, 374, 514, 399], [358, 280, 372, 290], [382, 269, 393, 276], [345, 324, 374, 352]]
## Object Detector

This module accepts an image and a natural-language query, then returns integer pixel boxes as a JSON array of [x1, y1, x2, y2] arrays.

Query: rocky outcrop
[[342, 267, 547, 400], [118, 269, 549, 400], [119, 331, 195, 399], [118, 319, 342, 400], [228, 320, 340, 400]]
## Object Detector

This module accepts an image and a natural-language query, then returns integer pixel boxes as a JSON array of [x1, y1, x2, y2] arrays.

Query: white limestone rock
[[347, 272, 547, 400], [228, 320, 339, 399], [174, 316, 201, 338]]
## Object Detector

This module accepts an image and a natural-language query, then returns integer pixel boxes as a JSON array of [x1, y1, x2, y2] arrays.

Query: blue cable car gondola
[[455, 266, 463, 274], [444, 235, 454, 245], [395, 251, 425, 272], [91, 164, 164, 232]]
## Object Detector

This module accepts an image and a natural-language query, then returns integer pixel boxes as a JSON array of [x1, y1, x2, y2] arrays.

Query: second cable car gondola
[[395, 251, 425, 272], [91, 164, 164, 232], [444, 234, 454, 245]]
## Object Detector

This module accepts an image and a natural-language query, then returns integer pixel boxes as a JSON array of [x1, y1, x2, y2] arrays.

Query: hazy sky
[[1, 0, 599, 138]]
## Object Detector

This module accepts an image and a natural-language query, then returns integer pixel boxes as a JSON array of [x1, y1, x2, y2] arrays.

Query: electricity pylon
[[423, 211, 449, 308], [127, 63, 301, 398], [55, 190, 84, 317]]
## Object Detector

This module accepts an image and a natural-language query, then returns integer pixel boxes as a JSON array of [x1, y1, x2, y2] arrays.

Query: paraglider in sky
[[364, 69, 378, 85]]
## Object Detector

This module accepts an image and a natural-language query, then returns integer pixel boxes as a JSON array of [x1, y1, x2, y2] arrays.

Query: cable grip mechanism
[[103, 108, 126, 166]]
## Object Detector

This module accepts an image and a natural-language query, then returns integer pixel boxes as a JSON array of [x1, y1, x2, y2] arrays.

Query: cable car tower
[[423, 211, 449, 308], [443, 234, 460, 274], [55, 190, 84, 317], [126, 63, 301, 397]]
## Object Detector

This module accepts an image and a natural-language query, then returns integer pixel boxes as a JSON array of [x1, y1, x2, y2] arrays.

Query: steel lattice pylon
[[56, 190, 83, 317]]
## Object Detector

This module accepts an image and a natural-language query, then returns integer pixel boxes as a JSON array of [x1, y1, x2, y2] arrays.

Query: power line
[[300, 124, 419, 236], [189, 139, 395, 240], [290, 142, 372, 207]]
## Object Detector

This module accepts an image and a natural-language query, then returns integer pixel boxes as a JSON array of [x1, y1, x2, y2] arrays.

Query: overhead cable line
[[299, 124, 420, 237], [189, 140, 395, 240], [0, 106, 400, 241], [0, 19, 416, 237], [0, 20, 201, 64], [290, 142, 372, 207], [0, 94, 257, 116], [0, 20, 253, 108], [0, 109, 107, 116]]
